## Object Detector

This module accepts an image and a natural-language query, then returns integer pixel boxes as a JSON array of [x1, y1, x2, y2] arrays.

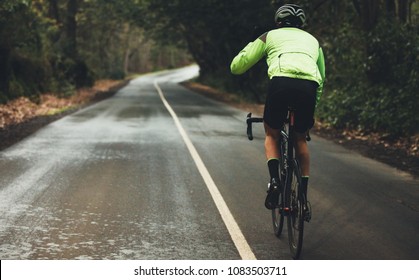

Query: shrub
[[317, 20, 418, 137]]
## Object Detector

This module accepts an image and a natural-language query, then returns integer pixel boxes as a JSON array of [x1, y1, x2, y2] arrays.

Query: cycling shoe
[[304, 201, 312, 222], [265, 178, 281, 210]]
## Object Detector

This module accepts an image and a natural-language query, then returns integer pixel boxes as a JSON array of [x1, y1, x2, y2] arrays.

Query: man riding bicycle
[[230, 4, 325, 210]]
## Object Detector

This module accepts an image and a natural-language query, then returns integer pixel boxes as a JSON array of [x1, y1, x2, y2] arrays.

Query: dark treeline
[[0, 0, 192, 103], [0, 0, 418, 137]]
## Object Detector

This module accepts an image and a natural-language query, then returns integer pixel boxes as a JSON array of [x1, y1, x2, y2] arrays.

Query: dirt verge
[[0, 80, 129, 151]]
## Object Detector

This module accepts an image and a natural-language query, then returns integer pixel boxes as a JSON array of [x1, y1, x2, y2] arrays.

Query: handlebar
[[246, 113, 263, 140], [246, 112, 311, 142]]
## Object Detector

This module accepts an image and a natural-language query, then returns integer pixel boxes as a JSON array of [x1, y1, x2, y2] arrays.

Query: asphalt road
[[0, 66, 418, 260]]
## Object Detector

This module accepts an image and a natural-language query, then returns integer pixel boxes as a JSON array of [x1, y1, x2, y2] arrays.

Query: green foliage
[[361, 20, 418, 136], [0, 0, 189, 104], [0, 0, 46, 102], [317, 18, 418, 137], [0, 0, 30, 13]]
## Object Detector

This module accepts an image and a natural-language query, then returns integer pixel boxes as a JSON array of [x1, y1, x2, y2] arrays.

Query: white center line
[[154, 81, 256, 260]]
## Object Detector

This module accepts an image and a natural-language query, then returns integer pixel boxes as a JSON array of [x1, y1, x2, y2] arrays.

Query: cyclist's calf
[[293, 132, 310, 177]]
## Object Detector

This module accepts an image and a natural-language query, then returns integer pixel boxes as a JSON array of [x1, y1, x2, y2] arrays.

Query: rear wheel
[[287, 159, 304, 259], [272, 136, 287, 237], [272, 193, 284, 236]]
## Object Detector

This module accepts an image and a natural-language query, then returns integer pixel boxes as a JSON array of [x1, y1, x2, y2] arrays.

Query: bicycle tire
[[272, 135, 287, 237], [271, 197, 284, 236], [286, 159, 304, 259]]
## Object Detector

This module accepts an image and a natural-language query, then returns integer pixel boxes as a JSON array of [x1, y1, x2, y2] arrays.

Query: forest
[[0, 0, 418, 138]]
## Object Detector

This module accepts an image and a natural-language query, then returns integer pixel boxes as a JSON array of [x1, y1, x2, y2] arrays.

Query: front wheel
[[286, 159, 304, 259]]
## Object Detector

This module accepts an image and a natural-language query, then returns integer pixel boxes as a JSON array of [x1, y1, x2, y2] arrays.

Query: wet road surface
[[0, 66, 418, 259]]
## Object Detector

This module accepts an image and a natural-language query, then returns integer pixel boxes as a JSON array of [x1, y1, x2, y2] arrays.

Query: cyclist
[[230, 4, 325, 211]]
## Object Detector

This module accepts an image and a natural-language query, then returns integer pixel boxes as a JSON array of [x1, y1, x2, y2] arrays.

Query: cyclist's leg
[[263, 77, 288, 180], [263, 123, 282, 209], [263, 78, 288, 209], [290, 79, 316, 211], [264, 122, 281, 178], [294, 132, 310, 203], [294, 132, 310, 177], [294, 133, 312, 221]]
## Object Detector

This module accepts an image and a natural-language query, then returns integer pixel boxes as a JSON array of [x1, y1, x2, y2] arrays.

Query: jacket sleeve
[[316, 47, 326, 105], [230, 39, 266, 75]]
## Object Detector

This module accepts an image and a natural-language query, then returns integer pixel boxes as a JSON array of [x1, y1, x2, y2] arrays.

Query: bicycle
[[246, 108, 311, 259]]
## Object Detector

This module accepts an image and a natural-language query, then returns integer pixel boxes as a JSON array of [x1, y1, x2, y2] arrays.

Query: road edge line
[[154, 81, 256, 260]]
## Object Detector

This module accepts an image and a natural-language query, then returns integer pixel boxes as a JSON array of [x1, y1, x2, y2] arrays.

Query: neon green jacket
[[230, 27, 326, 104]]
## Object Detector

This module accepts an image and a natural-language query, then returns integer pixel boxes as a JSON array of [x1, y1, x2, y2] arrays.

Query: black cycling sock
[[301, 176, 309, 197], [267, 158, 280, 179]]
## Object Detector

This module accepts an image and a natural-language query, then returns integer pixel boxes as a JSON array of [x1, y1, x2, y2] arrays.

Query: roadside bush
[[316, 23, 366, 128], [361, 21, 418, 136], [317, 20, 418, 137]]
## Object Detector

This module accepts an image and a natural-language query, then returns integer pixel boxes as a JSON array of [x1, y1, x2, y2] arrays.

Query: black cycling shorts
[[263, 76, 318, 133]]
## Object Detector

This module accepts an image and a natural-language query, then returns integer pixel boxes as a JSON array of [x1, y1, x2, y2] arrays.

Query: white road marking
[[154, 81, 256, 260]]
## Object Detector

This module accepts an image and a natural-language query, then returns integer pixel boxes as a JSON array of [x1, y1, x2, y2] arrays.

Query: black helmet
[[275, 4, 306, 27]]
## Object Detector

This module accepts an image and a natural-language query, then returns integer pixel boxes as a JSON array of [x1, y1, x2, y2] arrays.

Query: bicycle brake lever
[[246, 113, 254, 141]]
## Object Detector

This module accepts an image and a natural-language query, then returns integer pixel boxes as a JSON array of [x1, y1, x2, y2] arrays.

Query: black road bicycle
[[246, 109, 311, 259]]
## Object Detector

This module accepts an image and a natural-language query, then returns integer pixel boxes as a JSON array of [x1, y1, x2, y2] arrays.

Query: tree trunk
[[385, 0, 396, 18], [123, 24, 131, 75], [398, 0, 408, 23], [0, 46, 10, 100], [352, 0, 380, 30], [65, 0, 78, 58], [352, 0, 362, 15], [48, 0, 60, 22], [363, 0, 380, 30]]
